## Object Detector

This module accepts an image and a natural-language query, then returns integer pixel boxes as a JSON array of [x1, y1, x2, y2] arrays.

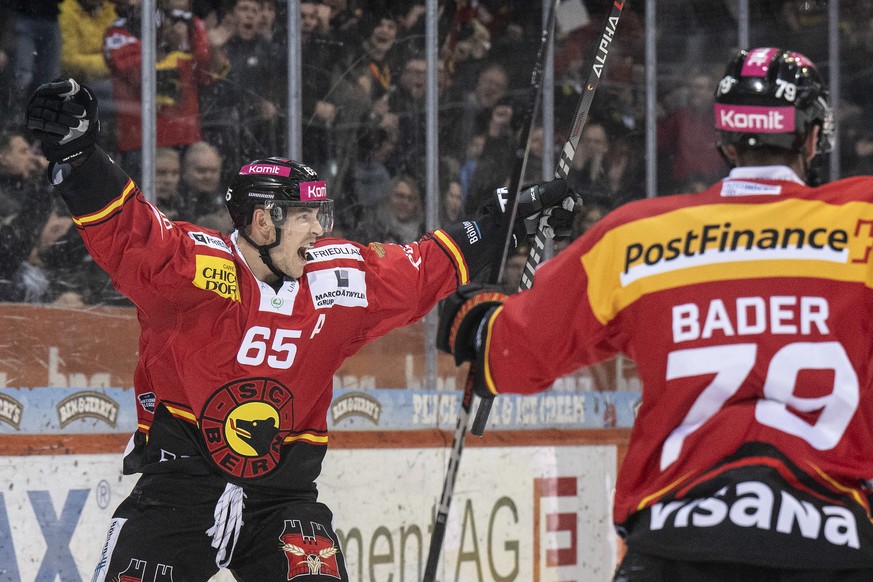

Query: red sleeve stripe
[[72, 179, 137, 228], [433, 229, 470, 285]]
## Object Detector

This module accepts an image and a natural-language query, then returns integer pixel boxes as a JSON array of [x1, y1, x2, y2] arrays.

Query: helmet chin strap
[[240, 227, 291, 281]]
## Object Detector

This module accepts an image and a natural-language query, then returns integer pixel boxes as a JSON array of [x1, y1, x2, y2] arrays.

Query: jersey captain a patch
[[306, 267, 368, 309]]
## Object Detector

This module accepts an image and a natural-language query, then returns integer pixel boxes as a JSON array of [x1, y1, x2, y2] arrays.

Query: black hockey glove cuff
[[437, 283, 507, 366], [26, 78, 99, 166]]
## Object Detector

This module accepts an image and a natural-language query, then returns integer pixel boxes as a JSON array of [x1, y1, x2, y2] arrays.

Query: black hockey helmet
[[715, 47, 834, 155], [225, 157, 334, 232]]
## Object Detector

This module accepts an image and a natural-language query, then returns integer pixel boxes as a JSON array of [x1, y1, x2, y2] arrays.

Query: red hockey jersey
[[482, 166, 873, 568], [56, 150, 493, 496]]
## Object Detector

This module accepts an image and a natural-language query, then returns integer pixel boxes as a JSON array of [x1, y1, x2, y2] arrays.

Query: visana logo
[[650, 480, 859, 549]]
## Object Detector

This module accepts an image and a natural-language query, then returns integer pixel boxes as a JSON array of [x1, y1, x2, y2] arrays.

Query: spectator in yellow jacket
[[58, 0, 117, 82], [58, 0, 118, 151]]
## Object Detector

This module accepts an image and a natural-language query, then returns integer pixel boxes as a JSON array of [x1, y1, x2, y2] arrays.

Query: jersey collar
[[726, 165, 805, 185], [231, 231, 298, 315]]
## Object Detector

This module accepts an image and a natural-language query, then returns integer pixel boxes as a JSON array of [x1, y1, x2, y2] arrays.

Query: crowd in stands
[[1, 0, 872, 305]]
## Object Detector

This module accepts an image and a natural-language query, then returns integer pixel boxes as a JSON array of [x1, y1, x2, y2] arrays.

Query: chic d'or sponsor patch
[[193, 255, 240, 301]]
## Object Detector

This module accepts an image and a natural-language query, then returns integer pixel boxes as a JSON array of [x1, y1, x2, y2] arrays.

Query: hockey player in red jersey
[[439, 48, 873, 581], [25, 78, 576, 581]]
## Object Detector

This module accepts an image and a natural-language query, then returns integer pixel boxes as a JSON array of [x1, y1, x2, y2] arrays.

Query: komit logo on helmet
[[301, 181, 327, 201], [715, 104, 794, 133], [240, 163, 292, 177]]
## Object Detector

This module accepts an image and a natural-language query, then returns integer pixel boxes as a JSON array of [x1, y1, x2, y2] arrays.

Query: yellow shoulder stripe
[[73, 179, 137, 227], [283, 433, 329, 445], [434, 229, 469, 284]]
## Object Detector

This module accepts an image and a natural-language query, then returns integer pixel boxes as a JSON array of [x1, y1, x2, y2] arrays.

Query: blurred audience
[[439, 172, 463, 228], [0, 129, 51, 303], [462, 94, 517, 217], [348, 11, 400, 104], [0, 6, 14, 112], [442, 61, 509, 163], [59, 0, 118, 150], [200, 0, 279, 170], [501, 246, 527, 294], [59, 0, 117, 86], [298, 0, 341, 177], [12, 0, 63, 103], [154, 146, 188, 220], [567, 120, 611, 200], [384, 53, 432, 181], [103, 0, 225, 183], [5, 0, 869, 308], [656, 70, 725, 193], [458, 133, 485, 204], [180, 140, 228, 229], [338, 124, 396, 230], [356, 175, 424, 243]]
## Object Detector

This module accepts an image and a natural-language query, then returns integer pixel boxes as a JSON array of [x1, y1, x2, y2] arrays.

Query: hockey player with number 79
[[438, 48, 873, 581], [25, 77, 578, 581]]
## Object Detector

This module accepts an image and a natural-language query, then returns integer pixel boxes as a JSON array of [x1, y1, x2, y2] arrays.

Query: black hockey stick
[[471, 0, 626, 436], [422, 3, 560, 581]]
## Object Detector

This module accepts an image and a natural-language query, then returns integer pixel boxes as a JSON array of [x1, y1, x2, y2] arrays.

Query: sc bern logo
[[200, 377, 294, 479]]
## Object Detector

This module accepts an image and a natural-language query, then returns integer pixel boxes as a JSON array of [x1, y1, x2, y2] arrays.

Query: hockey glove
[[26, 78, 99, 165], [536, 195, 581, 240], [486, 178, 581, 246], [437, 283, 507, 366]]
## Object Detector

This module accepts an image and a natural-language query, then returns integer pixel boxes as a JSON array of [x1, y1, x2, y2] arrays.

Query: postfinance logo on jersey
[[194, 255, 240, 301], [582, 199, 873, 324]]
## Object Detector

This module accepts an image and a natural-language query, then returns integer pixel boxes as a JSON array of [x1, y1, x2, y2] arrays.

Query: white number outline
[[237, 326, 302, 370], [661, 341, 859, 471], [774, 78, 797, 102]]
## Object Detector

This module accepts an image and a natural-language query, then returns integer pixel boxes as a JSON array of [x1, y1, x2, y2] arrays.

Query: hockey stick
[[471, 0, 626, 436], [422, 3, 560, 581]]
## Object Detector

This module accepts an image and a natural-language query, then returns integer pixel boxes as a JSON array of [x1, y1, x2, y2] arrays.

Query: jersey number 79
[[661, 341, 859, 471]]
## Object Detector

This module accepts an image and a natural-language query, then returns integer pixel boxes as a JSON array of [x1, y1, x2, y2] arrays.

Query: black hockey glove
[[26, 78, 99, 165], [535, 194, 581, 240], [485, 178, 581, 247], [437, 283, 507, 366]]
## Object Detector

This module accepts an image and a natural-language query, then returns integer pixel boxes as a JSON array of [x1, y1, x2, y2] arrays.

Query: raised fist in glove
[[486, 178, 582, 247], [26, 78, 99, 165], [437, 283, 507, 366]]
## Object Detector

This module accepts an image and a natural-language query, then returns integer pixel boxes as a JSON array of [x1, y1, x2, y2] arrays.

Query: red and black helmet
[[225, 157, 334, 232], [715, 47, 834, 155]]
